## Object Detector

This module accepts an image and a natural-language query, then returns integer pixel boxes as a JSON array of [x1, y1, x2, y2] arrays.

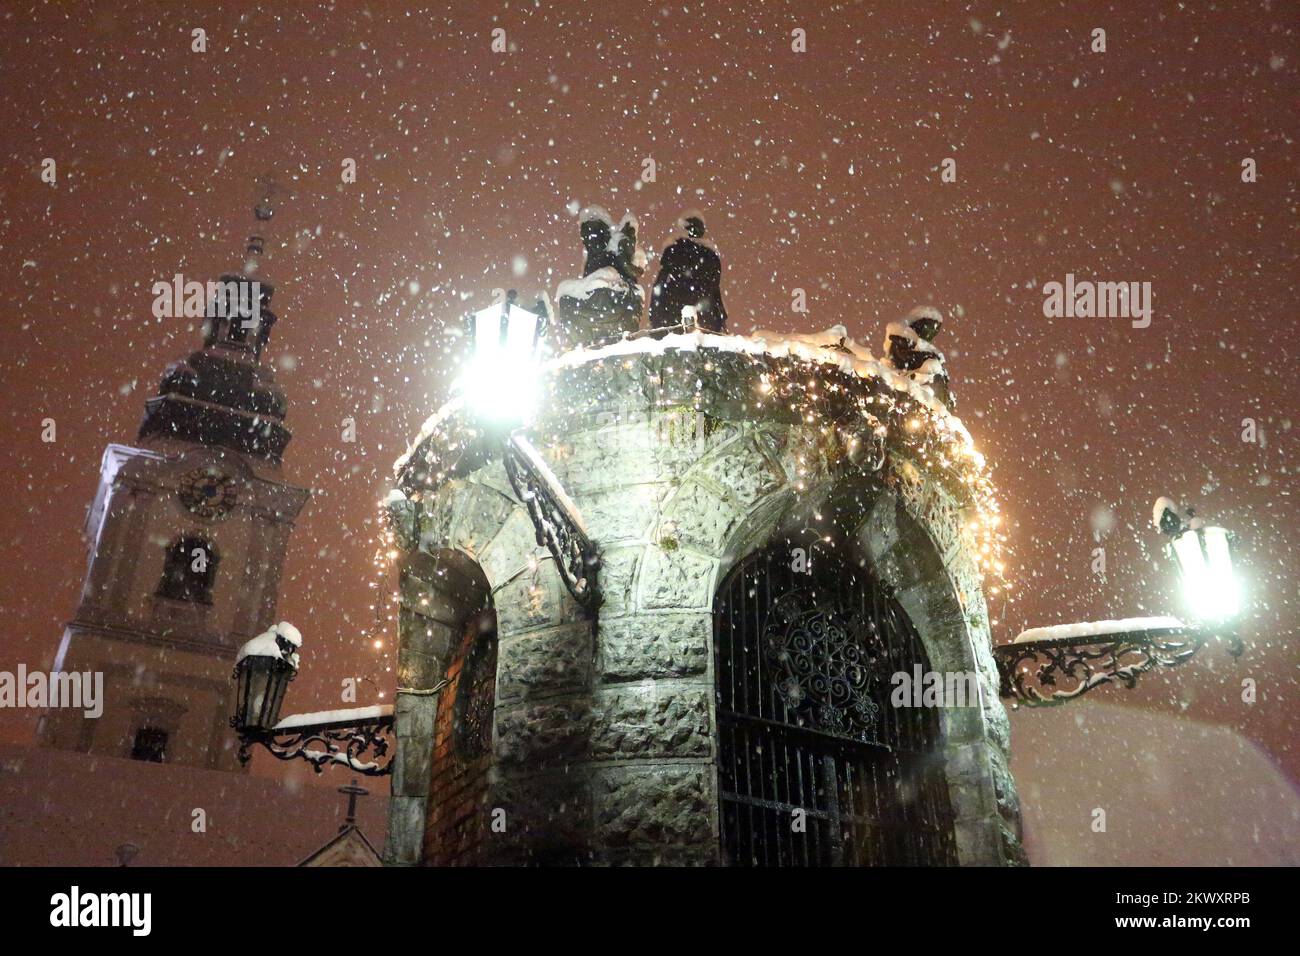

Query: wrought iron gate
[[714, 536, 958, 866]]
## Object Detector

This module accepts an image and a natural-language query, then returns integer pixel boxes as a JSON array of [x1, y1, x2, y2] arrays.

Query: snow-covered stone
[[389, 335, 1019, 866]]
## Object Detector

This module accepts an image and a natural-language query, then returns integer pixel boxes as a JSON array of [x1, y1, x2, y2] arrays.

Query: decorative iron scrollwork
[[993, 627, 1204, 708], [764, 590, 884, 744], [502, 433, 600, 610], [454, 633, 498, 760], [238, 713, 395, 777]]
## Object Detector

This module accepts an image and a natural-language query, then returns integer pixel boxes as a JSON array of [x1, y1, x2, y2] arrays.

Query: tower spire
[[136, 177, 293, 462]]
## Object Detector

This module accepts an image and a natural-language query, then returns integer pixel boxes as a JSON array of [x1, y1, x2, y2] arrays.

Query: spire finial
[[246, 174, 281, 269]]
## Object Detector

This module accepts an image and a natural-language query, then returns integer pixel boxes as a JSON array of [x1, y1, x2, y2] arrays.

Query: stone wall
[[389, 345, 1024, 866]]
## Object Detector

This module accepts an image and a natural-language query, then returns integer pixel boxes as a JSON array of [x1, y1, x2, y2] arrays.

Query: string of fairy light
[[364, 340, 1011, 679], [742, 350, 1008, 598], [361, 415, 479, 691]]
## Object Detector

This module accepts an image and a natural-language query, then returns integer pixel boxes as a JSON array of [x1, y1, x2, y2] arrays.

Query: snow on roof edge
[[1013, 616, 1186, 644], [274, 703, 394, 731], [394, 328, 974, 479]]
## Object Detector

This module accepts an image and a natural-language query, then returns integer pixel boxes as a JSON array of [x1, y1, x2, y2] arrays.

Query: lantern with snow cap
[[994, 498, 1245, 706], [461, 290, 550, 426], [229, 621, 395, 775], [231, 622, 300, 734]]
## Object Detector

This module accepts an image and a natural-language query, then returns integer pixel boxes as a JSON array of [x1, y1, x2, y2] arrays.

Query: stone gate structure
[[386, 331, 1024, 866]]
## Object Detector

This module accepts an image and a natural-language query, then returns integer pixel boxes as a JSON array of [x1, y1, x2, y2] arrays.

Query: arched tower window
[[156, 536, 219, 604], [713, 532, 957, 866]]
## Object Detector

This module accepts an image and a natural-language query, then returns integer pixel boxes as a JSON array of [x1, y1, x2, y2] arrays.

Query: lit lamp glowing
[[1153, 497, 1241, 627], [460, 290, 549, 425], [994, 500, 1245, 707]]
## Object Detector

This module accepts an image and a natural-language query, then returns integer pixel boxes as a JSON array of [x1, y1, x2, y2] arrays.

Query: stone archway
[[712, 529, 959, 865], [392, 345, 1024, 866], [386, 548, 493, 865], [856, 485, 1023, 865], [386, 470, 593, 866], [708, 469, 1020, 866]]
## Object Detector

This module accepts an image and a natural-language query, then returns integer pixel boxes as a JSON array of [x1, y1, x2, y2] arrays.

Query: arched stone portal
[[713, 530, 958, 866], [390, 339, 1024, 866], [387, 548, 494, 865]]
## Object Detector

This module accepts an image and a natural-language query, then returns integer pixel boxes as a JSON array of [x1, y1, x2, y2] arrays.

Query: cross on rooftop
[[338, 778, 369, 830]]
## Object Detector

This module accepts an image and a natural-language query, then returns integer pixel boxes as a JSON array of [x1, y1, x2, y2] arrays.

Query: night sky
[[1, 0, 1295, 824]]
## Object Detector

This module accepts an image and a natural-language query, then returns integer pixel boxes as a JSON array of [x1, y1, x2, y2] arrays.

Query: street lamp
[[231, 622, 300, 734], [230, 623, 395, 775], [459, 290, 549, 426], [993, 498, 1244, 707], [1154, 497, 1240, 623], [458, 288, 601, 612]]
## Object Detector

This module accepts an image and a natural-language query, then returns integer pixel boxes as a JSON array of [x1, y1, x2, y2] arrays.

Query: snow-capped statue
[[555, 206, 645, 348], [580, 207, 644, 285], [1152, 496, 1198, 537], [884, 305, 954, 409], [649, 210, 727, 333]]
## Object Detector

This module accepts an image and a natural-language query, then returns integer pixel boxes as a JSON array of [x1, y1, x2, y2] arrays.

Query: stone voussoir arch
[[664, 414, 1020, 866]]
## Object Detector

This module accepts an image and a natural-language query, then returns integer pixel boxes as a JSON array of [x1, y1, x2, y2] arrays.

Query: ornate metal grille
[[453, 622, 498, 760], [714, 536, 958, 866]]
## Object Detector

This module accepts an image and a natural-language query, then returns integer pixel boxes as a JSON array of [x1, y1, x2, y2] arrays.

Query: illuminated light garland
[[385, 335, 1013, 644]]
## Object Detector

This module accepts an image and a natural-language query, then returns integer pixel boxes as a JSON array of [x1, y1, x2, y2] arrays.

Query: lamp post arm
[[236, 705, 395, 776], [992, 622, 1231, 708]]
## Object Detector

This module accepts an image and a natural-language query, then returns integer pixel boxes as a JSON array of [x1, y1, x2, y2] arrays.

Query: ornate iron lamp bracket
[[502, 431, 601, 612], [236, 709, 395, 777], [992, 625, 1218, 708]]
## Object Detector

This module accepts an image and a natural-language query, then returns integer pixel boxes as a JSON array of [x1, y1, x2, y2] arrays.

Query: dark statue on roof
[[649, 211, 727, 333]]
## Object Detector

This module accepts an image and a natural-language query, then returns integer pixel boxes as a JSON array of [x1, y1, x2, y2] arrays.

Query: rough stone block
[[556, 424, 665, 493], [391, 695, 437, 799], [695, 438, 782, 510], [418, 482, 466, 549], [397, 619, 455, 688], [590, 683, 712, 760], [577, 485, 660, 543], [597, 614, 710, 682], [595, 545, 640, 614], [477, 507, 543, 588], [493, 568, 579, 636], [638, 547, 716, 609], [450, 483, 516, 555], [661, 481, 740, 554], [953, 815, 1005, 867], [591, 765, 715, 849], [485, 771, 592, 863], [496, 621, 593, 703], [384, 795, 427, 865], [493, 696, 591, 768], [981, 690, 1012, 753]]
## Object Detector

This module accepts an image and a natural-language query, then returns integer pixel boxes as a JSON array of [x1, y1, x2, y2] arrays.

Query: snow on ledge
[[1013, 616, 1186, 644], [273, 704, 394, 731], [556, 266, 643, 302]]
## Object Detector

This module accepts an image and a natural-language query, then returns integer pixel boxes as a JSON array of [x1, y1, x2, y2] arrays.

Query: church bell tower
[[40, 203, 310, 771]]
